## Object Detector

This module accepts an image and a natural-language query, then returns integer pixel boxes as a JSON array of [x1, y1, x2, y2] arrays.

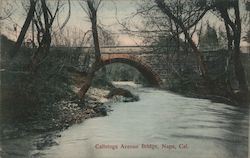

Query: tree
[[78, 0, 102, 99], [10, 0, 71, 71], [154, 0, 211, 80], [11, 0, 37, 57], [82, 26, 119, 47], [199, 22, 219, 50], [30, 0, 63, 71], [212, 0, 248, 95]]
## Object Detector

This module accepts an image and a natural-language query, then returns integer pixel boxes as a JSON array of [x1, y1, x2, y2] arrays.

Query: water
[[0, 83, 249, 158]]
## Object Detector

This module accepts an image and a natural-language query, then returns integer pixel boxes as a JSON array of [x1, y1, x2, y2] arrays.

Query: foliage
[[167, 68, 200, 94], [104, 63, 148, 84], [198, 22, 219, 50], [217, 27, 228, 48], [243, 31, 250, 43], [1, 36, 76, 109]]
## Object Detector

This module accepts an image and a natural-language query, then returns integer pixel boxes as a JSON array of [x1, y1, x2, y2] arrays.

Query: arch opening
[[100, 58, 162, 87]]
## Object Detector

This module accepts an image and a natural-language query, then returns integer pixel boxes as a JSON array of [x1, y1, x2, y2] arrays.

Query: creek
[[0, 82, 249, 158]]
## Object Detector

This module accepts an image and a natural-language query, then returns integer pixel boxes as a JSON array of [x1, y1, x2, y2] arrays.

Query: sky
[[1, 0, 143, 46], [1, 0, 249, 46]]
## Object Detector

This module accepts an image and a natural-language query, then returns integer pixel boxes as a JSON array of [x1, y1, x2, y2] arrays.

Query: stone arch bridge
[[54, 46, 231, 87], [101, 52, 163, 86], [88, 46, 182, 87]]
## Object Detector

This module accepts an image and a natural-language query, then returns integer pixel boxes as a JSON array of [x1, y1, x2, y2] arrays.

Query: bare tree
[[78, 0, 102, 99], [11, 0, 37, 57], [154, 0, 211, 81], [30, 0, 59, 69], [10, 0, 71, 65], [212, 0, 248, 95], [28, 0, 71, 71], [82, 26, 119, 46]]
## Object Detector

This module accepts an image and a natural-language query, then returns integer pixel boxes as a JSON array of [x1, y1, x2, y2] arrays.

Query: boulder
[[106, 88, 139, 102]]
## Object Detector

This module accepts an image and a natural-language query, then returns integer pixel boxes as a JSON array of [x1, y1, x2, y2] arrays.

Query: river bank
[[0, 82, 140, 141], [167, 80, 250, 106], [0, 88, 104, 140]]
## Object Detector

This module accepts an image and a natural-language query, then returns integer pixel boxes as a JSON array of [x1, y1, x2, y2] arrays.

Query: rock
[[94, 106, 108, 116], [106, 88, 133, 98], [87, 101, 103, 108], [106, 88, 139, 102], [124, 95, 139, 102]]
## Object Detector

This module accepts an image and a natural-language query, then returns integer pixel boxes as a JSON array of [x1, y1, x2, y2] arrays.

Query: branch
[[218, 7, 236, 33], [59, 0, 71, 30]]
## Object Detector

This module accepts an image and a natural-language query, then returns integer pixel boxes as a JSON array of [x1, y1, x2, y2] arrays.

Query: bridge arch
[[100, 54, 162, 87]]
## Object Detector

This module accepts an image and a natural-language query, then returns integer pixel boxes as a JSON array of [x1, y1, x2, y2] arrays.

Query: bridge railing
[[50, 45, 231, 54]]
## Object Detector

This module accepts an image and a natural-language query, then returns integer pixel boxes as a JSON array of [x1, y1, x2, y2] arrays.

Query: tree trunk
[[87, 0, 101, 63], [233, 46, 248, 93], [217, 0, 248, 99], [223, 23, 233, 92], [78, 0, 102, 99], [30, 0, 52, 71], [182, 29, 209, 79], [233, 2, 248, 94], [11, 0, 37, 57], [78, 73, 94, 99]]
